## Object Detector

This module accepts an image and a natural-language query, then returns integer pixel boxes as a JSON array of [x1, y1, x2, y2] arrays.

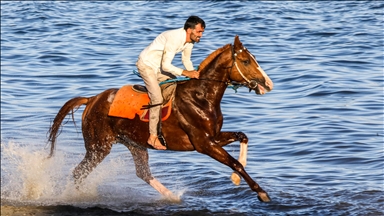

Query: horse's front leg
[[213, 132, 248, 186], [191, 134, 270, 202]]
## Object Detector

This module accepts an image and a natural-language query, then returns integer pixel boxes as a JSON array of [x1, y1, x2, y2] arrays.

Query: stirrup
[[158, 133, 167, 147]]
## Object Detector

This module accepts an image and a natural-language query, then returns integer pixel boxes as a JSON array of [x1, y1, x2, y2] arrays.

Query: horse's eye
[[243, 60, 250, 65]]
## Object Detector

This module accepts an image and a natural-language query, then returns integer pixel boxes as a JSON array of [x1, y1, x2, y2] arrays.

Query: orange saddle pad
[[108, 85, 172, 122]]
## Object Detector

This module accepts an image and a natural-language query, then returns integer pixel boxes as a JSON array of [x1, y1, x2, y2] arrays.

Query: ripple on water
[[1, 1, 383, 215]]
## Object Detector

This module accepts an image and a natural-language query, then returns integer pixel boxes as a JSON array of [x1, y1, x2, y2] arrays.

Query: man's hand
[[182, 70, 200, 79]]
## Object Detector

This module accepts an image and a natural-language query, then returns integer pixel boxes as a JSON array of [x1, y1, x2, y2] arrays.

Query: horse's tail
[[47, 96, 89, 158]]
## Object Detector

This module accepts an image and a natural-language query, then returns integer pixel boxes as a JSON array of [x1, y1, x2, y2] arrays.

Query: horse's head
[[229, 35, 273, 95]]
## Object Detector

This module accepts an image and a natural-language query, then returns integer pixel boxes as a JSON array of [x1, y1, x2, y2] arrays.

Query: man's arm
[[161, 39, 199, 78], [181, 44, 199, 79], [181, 69, 200, 79], [181, 44, 194, 71], [161, 41, 184, 76]]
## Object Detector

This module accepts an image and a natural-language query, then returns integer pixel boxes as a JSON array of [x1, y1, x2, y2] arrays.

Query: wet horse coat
[[47, 35, 274, 202]]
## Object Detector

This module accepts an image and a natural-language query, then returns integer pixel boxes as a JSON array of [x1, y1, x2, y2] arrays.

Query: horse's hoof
[[257, 191, 271, 202], [230, 172, 241, 186], [163, 193, 181, 203]]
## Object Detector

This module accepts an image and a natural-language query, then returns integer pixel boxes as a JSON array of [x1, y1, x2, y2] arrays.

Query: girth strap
[[140, 102, 163, 110]]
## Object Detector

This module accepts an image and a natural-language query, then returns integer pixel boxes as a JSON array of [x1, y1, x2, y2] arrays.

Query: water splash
[[0, 140, 166, 207]]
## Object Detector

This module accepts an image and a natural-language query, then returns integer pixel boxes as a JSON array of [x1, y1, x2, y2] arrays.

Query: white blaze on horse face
[[248, 50, 274, 92], [257, 64, 273, 92]]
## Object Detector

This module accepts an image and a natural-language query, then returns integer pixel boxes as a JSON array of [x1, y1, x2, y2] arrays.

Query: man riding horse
[[48, 32, 273, 202], [136, 16, 205, 150]]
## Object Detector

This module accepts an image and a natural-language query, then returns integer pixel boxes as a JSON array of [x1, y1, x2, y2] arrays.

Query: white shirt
[[138, 28, 194, 76]]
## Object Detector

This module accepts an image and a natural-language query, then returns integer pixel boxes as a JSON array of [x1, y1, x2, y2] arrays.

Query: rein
[[197, 78, 244, 92], [133, 44, 256, 93], [133, 70, 242, 92]]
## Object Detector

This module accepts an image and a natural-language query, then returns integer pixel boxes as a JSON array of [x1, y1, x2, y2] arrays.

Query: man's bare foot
[[147, 134, 166, 150]]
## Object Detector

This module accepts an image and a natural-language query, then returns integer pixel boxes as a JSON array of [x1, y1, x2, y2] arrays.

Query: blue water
[[1, 1, 383, 215]]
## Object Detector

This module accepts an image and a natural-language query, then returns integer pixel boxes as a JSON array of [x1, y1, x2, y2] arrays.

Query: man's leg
[[154, 71, 176, 147], [136, 60, 166, 150]]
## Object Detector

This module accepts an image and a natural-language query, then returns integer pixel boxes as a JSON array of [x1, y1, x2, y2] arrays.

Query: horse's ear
[[234, 35, 242, 49]]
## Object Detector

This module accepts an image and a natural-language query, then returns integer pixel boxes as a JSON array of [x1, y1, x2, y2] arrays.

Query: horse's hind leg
[[125, 143, 178, 201], [73, 145, 111, 186]]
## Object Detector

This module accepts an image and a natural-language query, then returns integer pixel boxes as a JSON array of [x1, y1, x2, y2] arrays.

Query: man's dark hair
[[184, 16, 205, 30]]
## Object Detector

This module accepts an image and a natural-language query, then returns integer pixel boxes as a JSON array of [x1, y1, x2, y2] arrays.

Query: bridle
[[229, 45, 259, 89], [198, 44, 259, 91], [157, 44, 260, 93]]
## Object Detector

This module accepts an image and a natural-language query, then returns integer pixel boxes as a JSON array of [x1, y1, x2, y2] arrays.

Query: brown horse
[[47, 35, 274, 202]]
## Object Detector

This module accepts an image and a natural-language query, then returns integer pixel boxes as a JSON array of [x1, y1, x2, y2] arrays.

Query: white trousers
[[136, 58, 174, 135]]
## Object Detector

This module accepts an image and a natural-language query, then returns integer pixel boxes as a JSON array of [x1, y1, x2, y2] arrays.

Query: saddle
[[108, 83, 176, 122]]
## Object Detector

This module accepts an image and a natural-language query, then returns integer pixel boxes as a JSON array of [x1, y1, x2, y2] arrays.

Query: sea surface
[[1, 1, 383, 215]]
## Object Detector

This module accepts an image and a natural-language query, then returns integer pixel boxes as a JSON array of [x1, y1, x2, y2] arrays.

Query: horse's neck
[[194, 51, 232, 102], [201, 51, 231, 90], [187, 69, 229, 106], [177, 47, 231, 104]]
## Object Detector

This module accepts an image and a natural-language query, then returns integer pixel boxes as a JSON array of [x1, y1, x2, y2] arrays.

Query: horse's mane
[[199, 44, 231, 72]]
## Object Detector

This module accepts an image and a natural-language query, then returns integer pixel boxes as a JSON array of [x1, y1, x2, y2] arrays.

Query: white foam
[[0, 140, 154, 206]]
